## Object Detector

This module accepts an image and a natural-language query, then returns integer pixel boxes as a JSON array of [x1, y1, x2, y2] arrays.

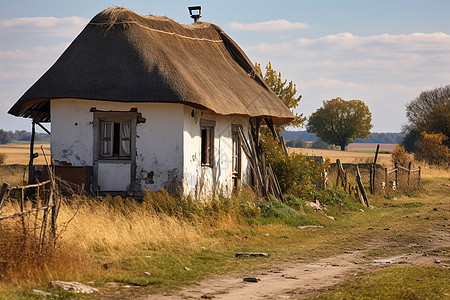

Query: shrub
[[286, 138, 308, 148], [311, 139, 337, 150], [391, 145, 410, 167], [416, 132, 449, 167], [261, 134, 328, 196], [0, 153, 6, 165]]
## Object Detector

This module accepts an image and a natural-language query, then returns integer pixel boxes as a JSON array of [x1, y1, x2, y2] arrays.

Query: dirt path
[[141, 229, 449, 300]]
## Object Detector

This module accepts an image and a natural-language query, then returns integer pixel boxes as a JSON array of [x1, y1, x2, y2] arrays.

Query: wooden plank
[[238, 128, 264, 194], [0, 183, 10, 211], [35, 121, 51, 135], [0, 205, 54, 221], [356, 166, 369, 207], [8, 180, 51, 191], [248, 128, 266, 196]]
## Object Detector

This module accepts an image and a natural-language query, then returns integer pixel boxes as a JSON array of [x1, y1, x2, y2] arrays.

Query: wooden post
[[0, 183, 9, 210], [394, 162, 399, 189], [336, 159, 346, 189], [336, 159, 340, 187], [28, 121, 36, 184], [407, 161, 412, 186], [356, 165, 369, 207], [418, 166, 421, 188], [371, 144, 380, 195], [384, 167, 388, 193], [20, 187, 24, 212]]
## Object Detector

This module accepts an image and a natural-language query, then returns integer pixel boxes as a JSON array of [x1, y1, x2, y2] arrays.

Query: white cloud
[[243, 32, 450, 131], [0, 16, 88, 37], [0, 43, 69, 81], [228, 19, 308, 32]]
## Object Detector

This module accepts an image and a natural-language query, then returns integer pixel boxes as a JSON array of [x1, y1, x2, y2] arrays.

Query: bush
[[416, 132, 449, 167], [286, 138, 308, 148], [391, 145, 410, 166], [311, 139, 338, 150], [0, 153, 6, 165], [261, 134, 328, 196]]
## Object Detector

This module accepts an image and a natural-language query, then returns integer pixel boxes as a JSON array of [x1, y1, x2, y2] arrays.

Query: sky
[[0, 0, 449, 133]]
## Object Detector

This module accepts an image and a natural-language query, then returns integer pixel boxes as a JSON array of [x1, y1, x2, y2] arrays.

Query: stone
[[49, 281, 98, 294], [298, 225, 323, 229], [32, 289, 52, 296], [243, 277, 260, 282], [236, 252, 269, 257]]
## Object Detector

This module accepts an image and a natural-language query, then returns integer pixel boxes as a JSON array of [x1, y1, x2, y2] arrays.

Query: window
[[101, 121, 131, 158], [200, 119, 215, 166], [93, 109, 140, 160]]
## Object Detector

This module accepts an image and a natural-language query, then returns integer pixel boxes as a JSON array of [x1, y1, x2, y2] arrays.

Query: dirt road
[[142, 229, 449, 300]]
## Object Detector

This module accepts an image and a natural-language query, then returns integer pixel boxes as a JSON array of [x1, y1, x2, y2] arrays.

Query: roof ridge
[[89, 20, 223, 43]]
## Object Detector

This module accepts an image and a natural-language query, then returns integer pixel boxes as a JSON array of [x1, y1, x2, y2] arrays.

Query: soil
[[139, 228, 449, 300]]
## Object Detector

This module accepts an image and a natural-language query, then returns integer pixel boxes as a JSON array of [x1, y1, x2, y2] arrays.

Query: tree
[[0, 130, 11, 144], [415, 132, 449, 167], [307, 97, 373, 151], [403, 85, 450, 151], [255, 62, 305, 127]]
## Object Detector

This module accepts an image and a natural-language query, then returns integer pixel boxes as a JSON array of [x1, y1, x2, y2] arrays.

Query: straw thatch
[[8, 7, 294, 124]]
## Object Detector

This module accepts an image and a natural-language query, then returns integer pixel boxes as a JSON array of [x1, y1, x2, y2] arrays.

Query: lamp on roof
[[188, 6, 202, 23]]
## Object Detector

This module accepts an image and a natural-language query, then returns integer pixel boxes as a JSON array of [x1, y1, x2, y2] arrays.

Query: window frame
[[200, 119, 215, 167], [93, 111, 137, 162], [231, 124, 242, 181]]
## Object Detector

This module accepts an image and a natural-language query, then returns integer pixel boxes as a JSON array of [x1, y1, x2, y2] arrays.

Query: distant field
[[289, 147, 392, 166], [347, 143, 397, 151], [0, 143, 51, 165]]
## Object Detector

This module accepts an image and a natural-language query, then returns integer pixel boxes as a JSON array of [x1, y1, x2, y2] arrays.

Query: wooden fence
[[333, 145, 422, 207], [0, 173, 60, 251]]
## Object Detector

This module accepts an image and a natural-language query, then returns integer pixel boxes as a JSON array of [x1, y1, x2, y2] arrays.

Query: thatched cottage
[[8, 7, 293, 199]]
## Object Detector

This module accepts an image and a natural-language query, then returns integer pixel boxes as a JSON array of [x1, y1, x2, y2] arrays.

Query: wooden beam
[[28, 121, 36, 184], [0, 183, 9, 211], [35, 121, 51, 135]]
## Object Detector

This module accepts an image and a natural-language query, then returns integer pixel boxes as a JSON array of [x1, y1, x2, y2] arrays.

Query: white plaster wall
[[182, 107, 251, 200], [51, 99, 94, 166], [98, 163, 131, 191], [51, 99, 184, 193]]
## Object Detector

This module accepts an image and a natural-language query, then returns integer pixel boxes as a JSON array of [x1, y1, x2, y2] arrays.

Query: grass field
[[347, 142, 396, 151], [0, 142, 448, 299], [289, 147, 393, 165], [0, 143, 50, 165]]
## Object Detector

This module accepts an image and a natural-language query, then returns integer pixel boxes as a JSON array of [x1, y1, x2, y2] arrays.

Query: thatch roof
[[8, 7, 294, 124]]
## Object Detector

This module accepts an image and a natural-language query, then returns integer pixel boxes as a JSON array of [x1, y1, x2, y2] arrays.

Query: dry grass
[[0, 144, 50, 165], [58, 197, 217, 256]]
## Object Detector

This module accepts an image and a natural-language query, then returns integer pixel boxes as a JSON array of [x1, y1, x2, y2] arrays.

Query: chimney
[[188, 6, 202, 23]]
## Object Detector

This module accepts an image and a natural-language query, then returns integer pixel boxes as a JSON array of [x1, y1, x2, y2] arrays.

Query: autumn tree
[[255, 62, 305, 127], [402, 85, 450, 152], [415, 132, 449, 167], [307, 97, 373, 151]]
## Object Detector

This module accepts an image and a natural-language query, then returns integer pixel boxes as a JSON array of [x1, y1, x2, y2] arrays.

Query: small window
[[100, 121, 131, 159], [200, 119, 215, 167]]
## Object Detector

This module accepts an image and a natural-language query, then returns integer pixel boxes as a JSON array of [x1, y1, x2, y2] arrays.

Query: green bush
[[261, 134, 328, 196]]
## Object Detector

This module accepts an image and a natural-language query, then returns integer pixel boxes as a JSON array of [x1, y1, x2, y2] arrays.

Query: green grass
[[312, 266, 450, 300], [348, 148, 391, 154]]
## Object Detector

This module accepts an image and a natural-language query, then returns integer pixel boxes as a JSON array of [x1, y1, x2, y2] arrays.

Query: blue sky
[[1, 0, 449, 133]]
